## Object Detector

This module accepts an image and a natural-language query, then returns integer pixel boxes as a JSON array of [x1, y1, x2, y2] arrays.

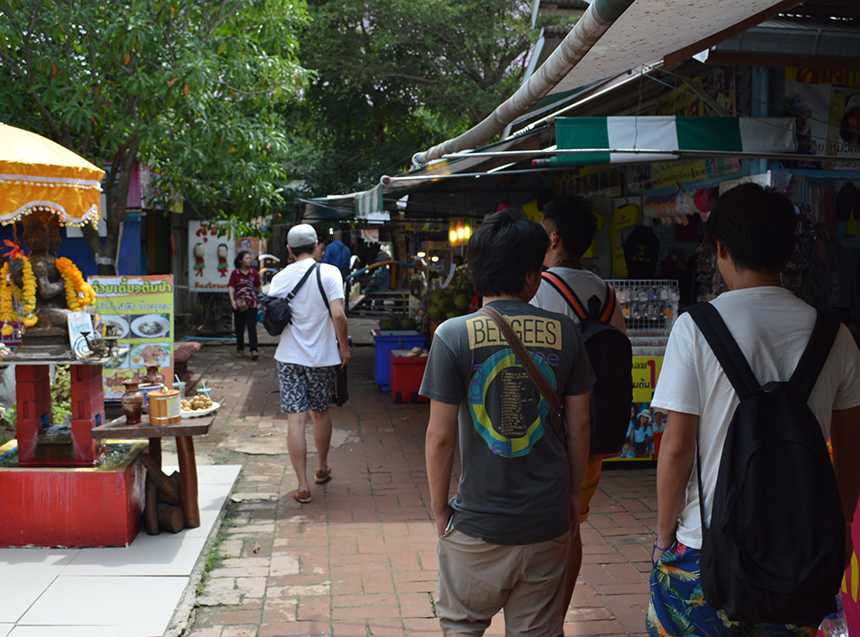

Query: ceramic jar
[[121, 380, 144, 425], [142, 364, 163, 387]]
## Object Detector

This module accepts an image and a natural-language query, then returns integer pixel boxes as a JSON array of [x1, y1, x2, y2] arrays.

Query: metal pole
[[411, 0, 636, 167]]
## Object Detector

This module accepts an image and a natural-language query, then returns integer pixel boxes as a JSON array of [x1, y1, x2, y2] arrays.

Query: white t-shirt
[[267, 259, 344, 367], [530, 268, 618, 326], [652, 286, 860, 549]]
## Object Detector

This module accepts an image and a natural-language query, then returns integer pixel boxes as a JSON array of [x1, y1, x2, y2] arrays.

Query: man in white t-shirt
[[530, 194, 626, 609], [268, 224, 350, 504], [648, 183, 860, 636]]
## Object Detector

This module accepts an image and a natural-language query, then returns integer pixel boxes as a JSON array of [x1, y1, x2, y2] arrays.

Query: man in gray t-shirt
[[421, 208, 594, 637]]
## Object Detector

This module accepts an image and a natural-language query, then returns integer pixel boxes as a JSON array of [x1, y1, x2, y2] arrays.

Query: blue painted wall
[[0, 217, 142, 277]]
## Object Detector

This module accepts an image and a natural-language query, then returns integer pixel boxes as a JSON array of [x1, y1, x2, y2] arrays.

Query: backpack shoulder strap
[[598, 282, 617, 323], [541, 271, 587, 320], [789, 311, 841, 402], [686, 302, 761, 400]]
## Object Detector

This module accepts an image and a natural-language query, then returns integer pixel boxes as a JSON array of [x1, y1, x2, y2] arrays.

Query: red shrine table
[[91, 413, 216, 533]]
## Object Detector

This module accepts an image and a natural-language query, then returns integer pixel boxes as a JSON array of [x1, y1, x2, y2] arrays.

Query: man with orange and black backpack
[[531, 194, 633, 609]]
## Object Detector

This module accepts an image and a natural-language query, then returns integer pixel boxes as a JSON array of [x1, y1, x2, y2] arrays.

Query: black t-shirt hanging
[[623, 226, 659, 278]]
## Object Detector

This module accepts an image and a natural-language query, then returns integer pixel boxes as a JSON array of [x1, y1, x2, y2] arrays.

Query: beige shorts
[[579, 454, 604, 524], [436, 527, 569, 636]]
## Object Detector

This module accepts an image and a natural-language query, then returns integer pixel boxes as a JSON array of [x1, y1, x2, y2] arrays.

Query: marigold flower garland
[[0, 252, 38, 334], [56, 257, 97, 311], [0, 263, 17, 336], [0, 246, 97, 336]]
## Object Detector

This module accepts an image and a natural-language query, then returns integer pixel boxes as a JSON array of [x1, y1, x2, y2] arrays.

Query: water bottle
[[821, 593, 849, 637]]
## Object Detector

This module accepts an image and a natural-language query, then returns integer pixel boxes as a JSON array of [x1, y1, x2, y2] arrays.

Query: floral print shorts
[[647, 541, 818, 637]]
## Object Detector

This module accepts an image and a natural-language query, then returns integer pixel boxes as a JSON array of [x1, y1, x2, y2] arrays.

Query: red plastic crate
[[388, 349, 429, 404]]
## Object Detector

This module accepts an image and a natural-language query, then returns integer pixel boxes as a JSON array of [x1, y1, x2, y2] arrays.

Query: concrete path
[[178, 341, 656, 637]]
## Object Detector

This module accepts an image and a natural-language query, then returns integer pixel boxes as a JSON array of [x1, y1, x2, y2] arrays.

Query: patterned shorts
[[648, 541, 818, 637], [276, 361, 336, 414]]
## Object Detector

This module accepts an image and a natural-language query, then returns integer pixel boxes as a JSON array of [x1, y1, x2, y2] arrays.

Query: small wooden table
[[92, 414, 216, 532]]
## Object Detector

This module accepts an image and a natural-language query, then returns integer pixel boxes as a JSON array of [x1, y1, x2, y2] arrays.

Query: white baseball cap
[[287, 224, 318, 248]]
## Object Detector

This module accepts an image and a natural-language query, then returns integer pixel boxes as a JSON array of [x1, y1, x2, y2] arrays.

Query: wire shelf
[[607, 279, 678, 353]]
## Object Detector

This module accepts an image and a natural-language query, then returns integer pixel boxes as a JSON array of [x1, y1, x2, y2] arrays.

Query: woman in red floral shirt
[[228, 251, 262, 359]]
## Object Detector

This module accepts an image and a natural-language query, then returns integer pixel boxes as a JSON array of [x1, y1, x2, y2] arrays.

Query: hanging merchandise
[[623, 226, 660, 278], [695, 241, 726, 303], [783, 204, 837, 309]]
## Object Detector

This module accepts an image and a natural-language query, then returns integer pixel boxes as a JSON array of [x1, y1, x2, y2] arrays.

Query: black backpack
[[541, 272, 633, 454], [687, 303, 844, 625], [258, 263, 318, 337]]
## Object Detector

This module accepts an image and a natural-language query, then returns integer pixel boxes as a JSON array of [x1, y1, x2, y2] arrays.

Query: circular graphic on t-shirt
[[468, 349, 555, 457]]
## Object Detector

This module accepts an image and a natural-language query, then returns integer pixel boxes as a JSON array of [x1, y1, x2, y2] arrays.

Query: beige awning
[[412, 0, 801, 166]]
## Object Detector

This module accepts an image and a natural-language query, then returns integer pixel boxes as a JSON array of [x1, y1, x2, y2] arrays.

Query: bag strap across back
[[287, 262, 318, 302], [316, 264, 331, 316], [541, 271, 616, 323], [477, 305, 565, 444], [686, 302, 840, 402]]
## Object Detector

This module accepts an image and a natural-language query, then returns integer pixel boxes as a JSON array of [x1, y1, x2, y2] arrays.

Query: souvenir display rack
[[607, 279, 679, 355]]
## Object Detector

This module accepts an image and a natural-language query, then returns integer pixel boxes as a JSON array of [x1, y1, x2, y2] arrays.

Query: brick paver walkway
[[178, 342, 656, 637]]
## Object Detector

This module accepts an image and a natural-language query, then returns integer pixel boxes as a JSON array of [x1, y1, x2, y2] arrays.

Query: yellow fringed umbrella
[[0, 123, 105, 227]]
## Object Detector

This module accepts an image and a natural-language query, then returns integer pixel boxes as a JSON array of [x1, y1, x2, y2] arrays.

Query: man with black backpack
[[648, 183, 860, 636], [531, 194, 632, 608]]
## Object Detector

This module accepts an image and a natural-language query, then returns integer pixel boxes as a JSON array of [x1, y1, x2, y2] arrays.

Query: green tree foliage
[[287, 0, 536, 198], [0, 0, 310, 273]]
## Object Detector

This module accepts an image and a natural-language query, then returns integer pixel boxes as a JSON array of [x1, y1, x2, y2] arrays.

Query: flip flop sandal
[[315, 465, 332, 484], [293, 488, 312, 503], [251, 351, 260, 360]]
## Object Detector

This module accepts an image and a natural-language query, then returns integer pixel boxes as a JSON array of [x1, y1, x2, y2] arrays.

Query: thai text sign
[[632, 356, 663, 403], [89, 275, 174, 400]]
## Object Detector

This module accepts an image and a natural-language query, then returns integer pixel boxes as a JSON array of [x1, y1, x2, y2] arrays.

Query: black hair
[[541, 194, 597, 257], [466, 208, 549, 297], [290, 243, 316, 256], [234, 250, 251, 269], [706, 183, 797, 273], [536, 187, 556, 211]]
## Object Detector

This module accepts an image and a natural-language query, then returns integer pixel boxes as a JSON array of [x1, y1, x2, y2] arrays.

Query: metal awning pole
[[435, 148, 812, 162], [411, 0, 637, 167]]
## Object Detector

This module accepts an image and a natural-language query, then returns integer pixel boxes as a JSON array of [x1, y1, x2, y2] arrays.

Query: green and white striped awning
[[356, 184, 384, 219], [551, 116, 797, 166]]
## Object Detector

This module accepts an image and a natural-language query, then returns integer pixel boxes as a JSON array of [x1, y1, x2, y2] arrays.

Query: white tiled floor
[[0, 464, 241, 637]]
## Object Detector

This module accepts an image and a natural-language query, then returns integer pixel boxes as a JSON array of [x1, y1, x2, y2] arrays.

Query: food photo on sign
[[88, 275, 174, 400]]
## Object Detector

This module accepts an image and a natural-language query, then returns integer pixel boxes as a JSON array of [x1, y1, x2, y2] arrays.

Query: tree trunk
[[82, 137, 140, 276]]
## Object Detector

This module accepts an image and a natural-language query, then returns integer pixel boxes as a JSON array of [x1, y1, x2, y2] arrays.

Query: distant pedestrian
[[422, 208, 594, 636], [323, 229, 352, 280], [268, 224, 350, 504], [364, 251, 391, 294], [228, 250, 261, 360]]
